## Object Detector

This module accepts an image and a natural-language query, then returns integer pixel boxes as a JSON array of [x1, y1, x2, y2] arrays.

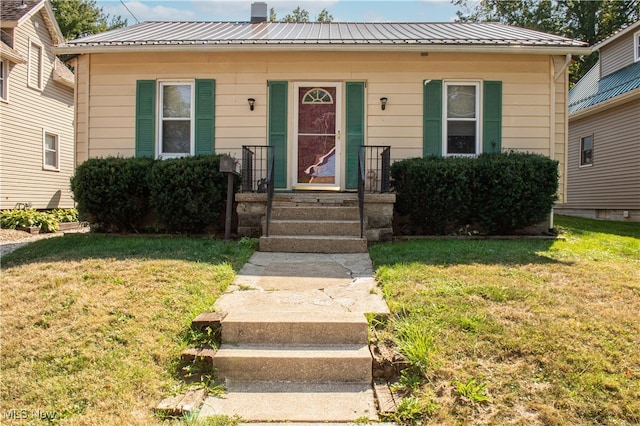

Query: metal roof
[[569, 60, 640, 114], [57, 21, 589, 54]]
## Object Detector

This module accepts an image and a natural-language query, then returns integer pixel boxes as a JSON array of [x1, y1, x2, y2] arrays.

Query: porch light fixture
[[380, 97, 388, 110], [247, 98, 256, 111]]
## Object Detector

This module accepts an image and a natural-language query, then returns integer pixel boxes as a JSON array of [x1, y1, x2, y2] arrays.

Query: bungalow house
[[0, 0, 75, 210], [557, 20, 640, 222], [54, 4, 589, 249]]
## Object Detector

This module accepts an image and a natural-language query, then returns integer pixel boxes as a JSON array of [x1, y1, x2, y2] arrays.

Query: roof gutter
[[569, 88, 640, 120], [53, 43, 593, 56]]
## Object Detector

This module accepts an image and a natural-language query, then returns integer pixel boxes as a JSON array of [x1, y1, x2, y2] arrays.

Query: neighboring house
[[54, 4, 589, 223], [0, 0, 75, 210], [559, 20, 640, 222]]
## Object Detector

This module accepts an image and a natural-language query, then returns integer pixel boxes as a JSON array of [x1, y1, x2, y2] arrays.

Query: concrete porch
[[236, 192, 396, 253]]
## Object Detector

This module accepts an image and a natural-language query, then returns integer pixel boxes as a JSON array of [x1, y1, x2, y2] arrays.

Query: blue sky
[[97, 1, 471, 24]]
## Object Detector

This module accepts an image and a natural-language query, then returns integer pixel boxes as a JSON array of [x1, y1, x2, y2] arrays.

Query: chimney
[[251, 2, 268, 23]]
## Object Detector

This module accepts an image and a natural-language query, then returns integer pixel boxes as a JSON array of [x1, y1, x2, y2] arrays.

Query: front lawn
[[370, 215, 640, 425], [0, 235, 255, 425]]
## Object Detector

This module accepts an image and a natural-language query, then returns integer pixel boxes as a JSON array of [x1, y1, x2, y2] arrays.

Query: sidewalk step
[[199, 382, 378, 422], [221, 311, 368, 345], [267, 219, 361, 236], [213, 344, 372, 383], [259, 236, 367, 253]]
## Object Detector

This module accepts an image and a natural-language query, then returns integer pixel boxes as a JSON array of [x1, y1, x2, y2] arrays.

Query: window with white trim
[[43, 132, 59, 170], [635, 30, 640, 62], [28, 41, 43, 90], [444, 82, 480, 155], [0, 59, 7, 101], [580, 135, 593, 167], [158, 81, 194, 158]]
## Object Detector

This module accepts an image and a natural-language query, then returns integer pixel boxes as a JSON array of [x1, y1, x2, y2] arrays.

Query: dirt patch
[[0, 228, 86, 258]]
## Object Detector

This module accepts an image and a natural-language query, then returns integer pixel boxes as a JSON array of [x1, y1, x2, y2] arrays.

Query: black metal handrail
[[358, 145, 391, 239], [357, 147, 366, 238], [241, 145, 272, 193], [360, 145, 391, 194], [265, 147, 275, 237]]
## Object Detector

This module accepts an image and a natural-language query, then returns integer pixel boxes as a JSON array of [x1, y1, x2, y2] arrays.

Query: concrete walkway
[[214, 252, 389, 315], [198, 252, 390, 423]]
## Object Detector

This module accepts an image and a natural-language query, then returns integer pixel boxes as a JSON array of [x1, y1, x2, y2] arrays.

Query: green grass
[[1, 235, 256, 426], [370, 215, 640, 425]]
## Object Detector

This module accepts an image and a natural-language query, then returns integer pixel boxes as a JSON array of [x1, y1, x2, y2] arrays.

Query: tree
[[316, 9, 334, 23], [50, 0, 127, 40], [453, 0, 640, 83], [269, 6, 334, 23]]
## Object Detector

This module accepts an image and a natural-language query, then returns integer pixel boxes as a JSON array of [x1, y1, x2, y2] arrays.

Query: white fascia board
[[53, 43, 593, 56]]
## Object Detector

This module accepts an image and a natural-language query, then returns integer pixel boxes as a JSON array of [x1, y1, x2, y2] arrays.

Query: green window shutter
[[483, 81, 502, 154], [136, 80, 156, 158], [195, 79, 216, 155], [423, 79, 443, 157], [345, 82, 365, 189], [268, 81, 288, 188]]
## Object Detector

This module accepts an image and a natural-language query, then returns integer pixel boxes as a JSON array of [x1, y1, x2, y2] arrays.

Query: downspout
[[550, 54, 571, 231], [554, 54, 572, 82]]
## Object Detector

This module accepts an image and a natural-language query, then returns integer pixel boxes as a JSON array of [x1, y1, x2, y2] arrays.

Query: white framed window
[[444, 81, 480, 155], [634, 30, 640, 62], [580, 135, 593, 167], [158, 81, 194, 158], [0, 59, 8, 101], [28, 40, 43, 90], [43, 131, 59, 171]]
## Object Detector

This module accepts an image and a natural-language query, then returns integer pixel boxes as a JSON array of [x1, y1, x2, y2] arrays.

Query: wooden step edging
[[155, 312, 226, 417], [155, 389, 207, 417]]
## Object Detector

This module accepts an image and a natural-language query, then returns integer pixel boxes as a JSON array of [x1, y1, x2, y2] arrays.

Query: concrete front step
[[267, 219, 361, 237], [271, 206, 359, 221], [221, 311, 368, 345], [213, 344, 372, 383], [199, 382, 378, 422], [272, 193, 358, 205], [259, 235, 367, 253]]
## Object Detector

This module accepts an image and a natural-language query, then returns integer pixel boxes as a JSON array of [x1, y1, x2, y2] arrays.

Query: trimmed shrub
[[70, 157, 153, 232], [470, 153, 558, 234], [148, 155, 236, 232], [391, 153, 558, 235], [392, 156, 474, 234]]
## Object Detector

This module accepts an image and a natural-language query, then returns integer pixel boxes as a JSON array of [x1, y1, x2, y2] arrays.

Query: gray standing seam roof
[[62, 21, 587, 50], [569, 60, 640, 114]]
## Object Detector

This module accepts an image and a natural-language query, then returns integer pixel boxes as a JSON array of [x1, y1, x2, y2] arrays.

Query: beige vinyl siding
[[0, 11, 75, 209], [552, 55, 569, 204], [567, 99, 640, 209], [76, 50, 564, 193], [75, 55, 89, 164], [600, 33, 635, 77]]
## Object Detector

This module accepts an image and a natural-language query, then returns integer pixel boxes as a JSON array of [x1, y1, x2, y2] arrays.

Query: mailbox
[[219, 155, 240, 176]]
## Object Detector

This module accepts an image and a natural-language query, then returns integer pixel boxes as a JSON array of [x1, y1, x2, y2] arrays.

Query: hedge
[[71, 155, 237, 233], [391, 153, 558, 235], [70, 157, 153, 232], [148, 155, 232, 232]]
